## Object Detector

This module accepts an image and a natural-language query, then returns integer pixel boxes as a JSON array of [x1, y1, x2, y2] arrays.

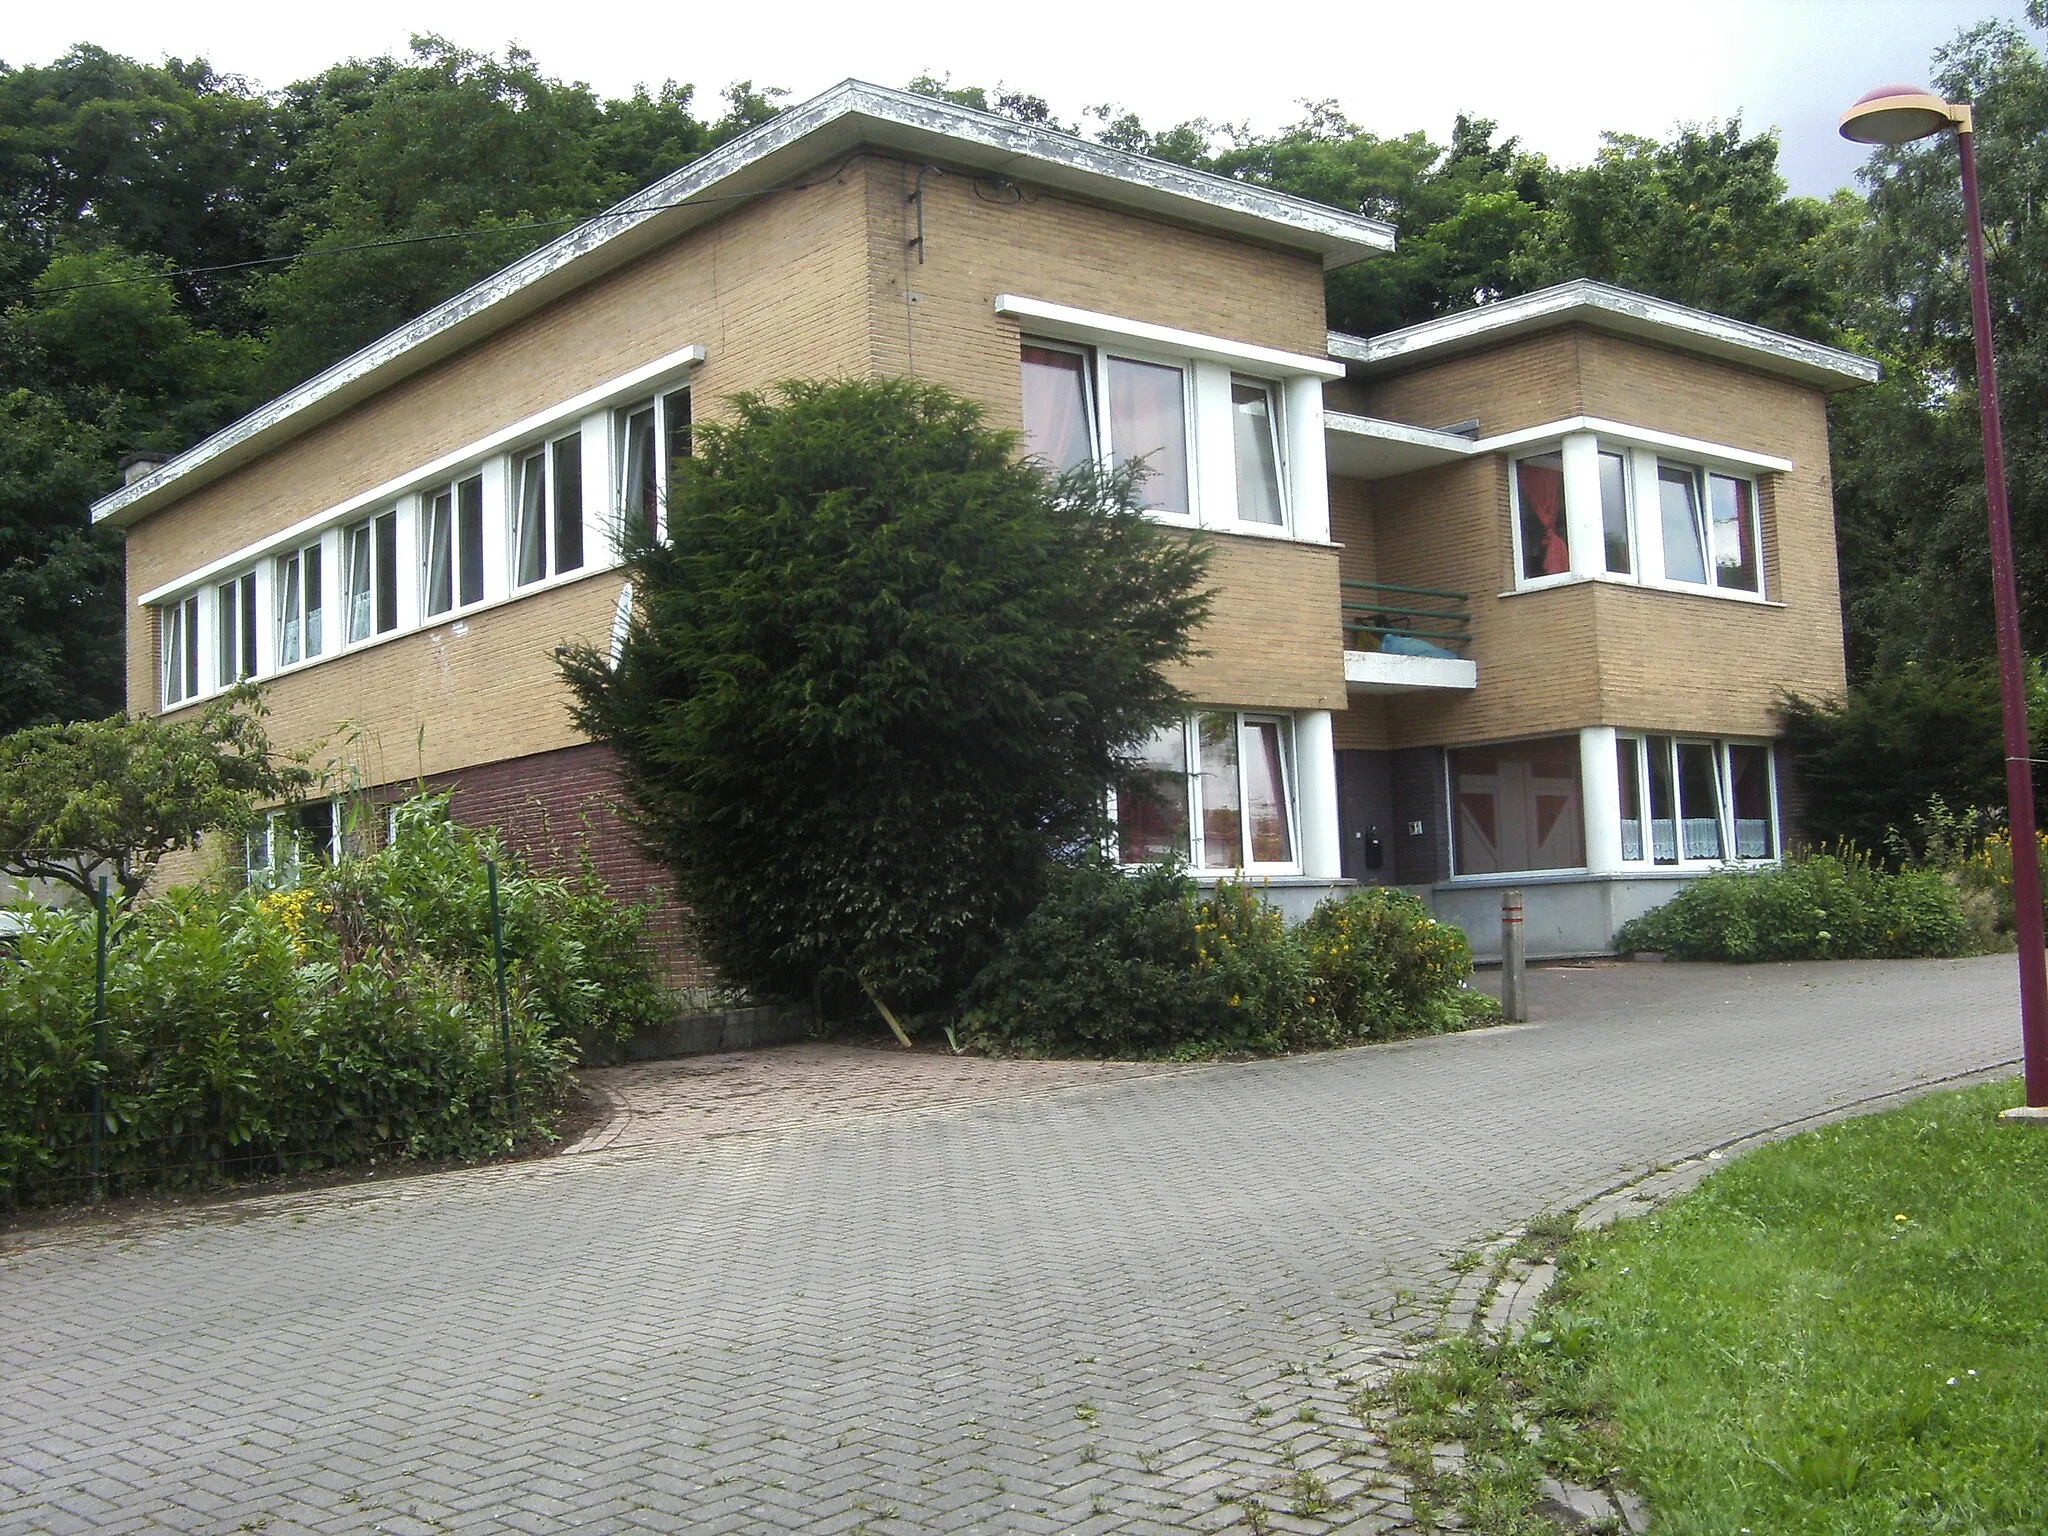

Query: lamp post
[[1841, 85, 2048, 1114]]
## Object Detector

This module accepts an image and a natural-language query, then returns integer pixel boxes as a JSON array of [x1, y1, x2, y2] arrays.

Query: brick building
[[94, 82, 1878, 961]]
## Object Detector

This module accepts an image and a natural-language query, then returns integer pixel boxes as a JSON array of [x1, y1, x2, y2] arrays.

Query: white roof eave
[[95, 80, 1395, 528]]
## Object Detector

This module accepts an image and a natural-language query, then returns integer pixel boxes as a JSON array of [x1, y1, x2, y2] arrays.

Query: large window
[[421, 474, 484, 618], [617, 389, 692, 540], [515, 434, 584, 587], [275, 541, 323, 666], [1597, 450, 1632, 575], [215, 570, 258, 687], [1020, 344, 1096, 475], [1451, 736, 1585, 875], [1513, 453, 1569, 582], [1114, 710, 1297, 871], [160, 594, 200, 707], [1230, 377, 1286, 527], [343, 510, 398, 644], [1018, 340, 1193, 519], [1617, 735, 1777, 865]]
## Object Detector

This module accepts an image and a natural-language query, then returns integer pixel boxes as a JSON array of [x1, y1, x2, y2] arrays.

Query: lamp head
[[1840, 84, 1961, 145]]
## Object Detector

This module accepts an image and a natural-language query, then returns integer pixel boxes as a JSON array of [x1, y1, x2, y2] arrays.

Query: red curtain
[[1518, 460, 1569, 576]]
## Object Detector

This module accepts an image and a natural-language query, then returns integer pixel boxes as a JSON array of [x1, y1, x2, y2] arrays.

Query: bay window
[[1451, 736, 1585, 875], [215, 570, 258, 687], [1114, 710, 1298, 871], [343, 510, 398, 644], [421, 474, 485, 618], [276, 541, 323, 666], [160, 594, 200, 707], [1616, 735, 1777, 866], [617, 388, 692, 540], [1513, 453, 1569, 582]]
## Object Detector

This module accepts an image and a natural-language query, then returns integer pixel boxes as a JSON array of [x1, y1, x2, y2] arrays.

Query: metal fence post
[[1501, 888, 1528, 1023], [485, 860, 520, 1133], [91, 874, 109, 1203]]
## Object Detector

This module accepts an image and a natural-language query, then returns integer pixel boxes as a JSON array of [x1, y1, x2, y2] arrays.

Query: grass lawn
[[1381, 1079, 2048, 1535]]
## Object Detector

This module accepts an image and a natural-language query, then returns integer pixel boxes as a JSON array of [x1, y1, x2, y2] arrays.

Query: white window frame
[[1226, 373, 1291, 534], [1615, 733, 1780, 868], [614, 387, 692, 542], [420, 472, 487, 620], [1021, 335, 1201, 528], [1110, 709, 1302, 876], [342, 510, 399, 647], [213, 569, 259, 689], [511, 430, 588, 590], [1508, 451, 1576, 593], [160, 593, 201, 708], [274, 540, 325, 670]]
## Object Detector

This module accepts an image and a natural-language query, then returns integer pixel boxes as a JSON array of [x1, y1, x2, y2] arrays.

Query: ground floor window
[[1616, 734, 1776, 865], [1450, 736, 1585, 875], [1114, 710, 1297, 872]]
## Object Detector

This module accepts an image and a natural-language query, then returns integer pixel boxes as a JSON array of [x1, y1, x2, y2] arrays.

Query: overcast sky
[[8, 0, 2035, 198]]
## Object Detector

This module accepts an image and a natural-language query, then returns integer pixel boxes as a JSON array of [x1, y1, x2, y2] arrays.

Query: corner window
[[422, 474, 485, 618], [275, 542, 323, 666], [515, 434, 583, 587], [1617, 735, 1777, 865], [1450, 736, 1585, 875], [1513, 453, 1569, 582], [1230, 377, 1286, 527], [215, 570, 258, 687], [1658, 463, 1762, 593], [160, 594, 200, 707], [617, 389, 691, 541], [1657, 465, 1710, 585], [1114, 710, 1297, 871], [343, 510, 397, 644], [1598, 451, 1632, 575], [1020, 343, 1097, 475], [1707, 473, 1760, 592]]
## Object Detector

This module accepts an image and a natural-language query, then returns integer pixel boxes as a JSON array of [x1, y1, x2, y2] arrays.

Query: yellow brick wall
[[1344, 329, 1585, 436], [1328, 475, 1378, 587], [1169, 533, 1346, 711]]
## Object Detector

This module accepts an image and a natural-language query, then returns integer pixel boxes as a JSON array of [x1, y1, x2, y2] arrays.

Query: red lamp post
[[1841, 85, 2048, 1114]]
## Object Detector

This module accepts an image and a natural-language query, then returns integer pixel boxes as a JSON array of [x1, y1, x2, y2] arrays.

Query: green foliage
[[1612, 850, 1968, 961], [562, 377, 1210, 1012], [0, 690, 309, 903], [1381, 1080, 2048, 1535], [963, 861, 1492, 1058], [1778, 660, 2048, 854]]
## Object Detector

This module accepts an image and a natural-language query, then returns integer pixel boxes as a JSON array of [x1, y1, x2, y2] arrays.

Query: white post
[[1580, 725, 1623, 876], [1630, 450, 1666, 585], [1192, 361, 1237, 529], [1283, 374, 1330, 543], [1560, 431, 1605, 579], [1296, 709, 1342, 879]]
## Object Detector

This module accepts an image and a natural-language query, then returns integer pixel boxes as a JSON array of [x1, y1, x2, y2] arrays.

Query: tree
[[0, 690, 309, 904], [562, 378, 1210, 1014]]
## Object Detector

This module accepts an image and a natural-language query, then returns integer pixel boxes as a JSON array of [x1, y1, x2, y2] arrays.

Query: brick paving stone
[[0, 956, 2024, 1535]]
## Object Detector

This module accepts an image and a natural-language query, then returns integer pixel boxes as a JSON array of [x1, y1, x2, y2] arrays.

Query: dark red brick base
[[379, 744, 708, 988]]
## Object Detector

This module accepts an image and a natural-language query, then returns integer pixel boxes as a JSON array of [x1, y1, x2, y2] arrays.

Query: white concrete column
[[393, 493, 421, 633], [1560, 431, 1605, 579], [251, 557, 275, 678], [1296, 709, 1342, 879], [1192, 361, 1237, 529], [580, 410, 613, 565], [1580, 725, 1624, 876], [1629, 450, 1666, 584], [1283, 375, 1330, 543], [479, 455, 510, 602]]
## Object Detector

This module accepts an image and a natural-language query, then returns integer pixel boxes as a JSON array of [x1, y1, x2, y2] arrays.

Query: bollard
[[1501, 888, 1528, 1022]]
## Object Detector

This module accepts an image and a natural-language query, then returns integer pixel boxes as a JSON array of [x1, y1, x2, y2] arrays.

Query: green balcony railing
[[1341, 579, 1471, 656]]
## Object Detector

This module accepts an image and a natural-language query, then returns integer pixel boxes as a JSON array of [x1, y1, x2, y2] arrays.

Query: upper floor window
[[276, 541, 323, 666], [215, 570, 258, 687], [344, 510, 398, 644], [617, 389, 691, 541], [1513, 453, 1568, 582], [422, 474, 485, 619], [1230, 377, 1285, 527], [161, 594, 200, 708], [1657, 464, 1760, 593], [1113, 710, 1297, 872], [515, 435, 585, 587], [1597, 451, 1632, 575], [1019, 340, 1193, 519], [1020, 344, 1095, 475]]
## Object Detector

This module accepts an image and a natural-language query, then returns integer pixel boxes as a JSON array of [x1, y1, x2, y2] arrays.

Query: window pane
[[303, 544, 323, 657], [182, 596, 199, 697], [1231, 378, 1285, 526], [163, 604, 185, 704], [1708, 474, 1759, 592], [424, 491, 454, 617], [374, 511, 398, 633], [1116, 719, 1189, 864], [1451, 736, 1585, 874], [1515, 454, 1569, 580], [663, 389, 692, 488], [1598, 451, 1632, 574], [345, 524, 372, 644], [1676, 741, 1724, 860], [457, 476, 484, 607], [1243, 718, 1294, 864], [217, 580, 238, 686], [240, 572, 257, 678], [622, 408, 656, 540], [553, 434, 584, 573], [278, 554, 302, 666], [1647, 736, 1678, 863], [1107, 356, 1189, 517], [1197, 711, 1242, 869], [1617, 737, 1644, 862], [516, 451, 548, 586], [1020, 344, 1095, 476], [1658, 465, 1708, 584], [1728, 744, 1776, 859]]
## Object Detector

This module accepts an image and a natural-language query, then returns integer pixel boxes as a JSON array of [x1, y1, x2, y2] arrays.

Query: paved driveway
[[0, 957, 2023, 1535]]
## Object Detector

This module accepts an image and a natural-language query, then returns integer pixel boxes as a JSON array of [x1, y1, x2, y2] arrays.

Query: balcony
[[1341, 580, 1478, 694]]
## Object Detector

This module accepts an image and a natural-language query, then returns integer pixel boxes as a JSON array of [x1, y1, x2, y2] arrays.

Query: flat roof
[[95, 81, 1395, 528], [1323, 411, 1478, 479], [1327, 279, 1881, 392]]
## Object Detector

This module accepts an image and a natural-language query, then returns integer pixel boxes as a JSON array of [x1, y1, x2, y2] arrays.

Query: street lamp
[[1841, 85, 2048, 1117]]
